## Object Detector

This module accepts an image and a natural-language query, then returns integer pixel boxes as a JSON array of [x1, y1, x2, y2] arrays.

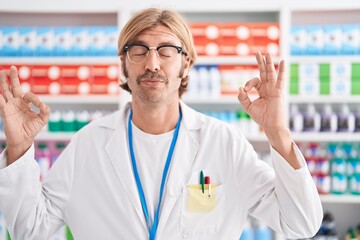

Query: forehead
[[132, 25, 182, 46]]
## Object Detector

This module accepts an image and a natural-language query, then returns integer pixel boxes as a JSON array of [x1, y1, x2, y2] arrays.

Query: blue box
[[19, 27, 37, 56], [342, 24, 359, 55], [88, 26, 106, 56], [103, 26, 118, 56], [306, 25, 324, 55], [290, 26, 307, 55], [37, 27, 55, 56], [1, 26, 20, 56], [71, 26, 89, 56], [324, 25, 342, 55], [55, 27, 72, 56]]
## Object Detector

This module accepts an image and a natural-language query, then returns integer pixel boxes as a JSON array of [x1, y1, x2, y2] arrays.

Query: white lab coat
[[0, 101, 323, 240]]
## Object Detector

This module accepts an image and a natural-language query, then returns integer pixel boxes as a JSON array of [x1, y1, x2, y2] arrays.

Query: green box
[[351, 79, 360, 95], [319, 63, 330, 77], [352, 63, 360, 78], [319, 79, 330, 95], [290, 63, 299, 79], [289, 64, 299, 95], [289, 81, 299, 95]]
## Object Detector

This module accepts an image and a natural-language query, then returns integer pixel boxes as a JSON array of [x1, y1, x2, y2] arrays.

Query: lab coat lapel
[[104, 105, 148, 233], [157, 102, 202, 236]]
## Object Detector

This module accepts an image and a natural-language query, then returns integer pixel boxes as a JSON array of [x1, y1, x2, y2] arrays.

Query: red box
[[91, 65, 119, 95], [31, 65, 60, 95], [59, 65, 90, 95]]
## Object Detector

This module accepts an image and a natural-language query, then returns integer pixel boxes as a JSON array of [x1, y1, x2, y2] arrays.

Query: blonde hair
[[118, 8, 197, 96]]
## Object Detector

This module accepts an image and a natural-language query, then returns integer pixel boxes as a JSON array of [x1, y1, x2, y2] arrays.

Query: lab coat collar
[[96, 100, 204, 131], [101, 100, 203, 236]]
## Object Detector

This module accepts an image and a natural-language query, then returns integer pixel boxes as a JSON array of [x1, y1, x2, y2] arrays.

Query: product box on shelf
[[19, 27, 37, 57], [91, 64, 119, 94], [190, 23, 220, 56], [55, 27, 72, 56], [290, 25, 307, 55], [36, 27, 55, 56], [103, 26, 118, 57], [0, 65, 32, 94], [71, 27, 90, 57], [0, 27, 20, 56], [324, 25, 343, 55], [342, 24, 360, 55], [30, 65, 61, 95], [299, 63, 320, 96], [218, 22, 251, 56], [330, 62, 351, 96], [306, 25, 325, 55], [352, 63, 360, 95], [59, 65, 90, 95], [248, 22, 279, 57], [88, 26, 107, 56]]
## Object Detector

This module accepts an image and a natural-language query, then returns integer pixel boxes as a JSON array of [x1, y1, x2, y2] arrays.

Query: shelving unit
[[1, 0, 360, 239]]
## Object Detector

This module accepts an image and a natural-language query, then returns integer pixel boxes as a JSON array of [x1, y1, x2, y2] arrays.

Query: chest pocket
[[180, 172, 225, 239]]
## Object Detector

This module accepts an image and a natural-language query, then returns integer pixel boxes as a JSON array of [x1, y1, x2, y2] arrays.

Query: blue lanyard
[[127, 109, 182, 240]]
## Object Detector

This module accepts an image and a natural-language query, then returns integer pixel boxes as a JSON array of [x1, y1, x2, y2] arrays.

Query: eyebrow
[[129, 40, 180, 47]]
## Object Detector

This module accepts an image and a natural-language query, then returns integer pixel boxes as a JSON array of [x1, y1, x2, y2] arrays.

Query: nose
[[145, 49, 160, 72]]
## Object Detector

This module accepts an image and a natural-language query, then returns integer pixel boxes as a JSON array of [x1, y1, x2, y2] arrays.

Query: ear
[[181, 56, 191, 78], [119, 56, 127, 83]]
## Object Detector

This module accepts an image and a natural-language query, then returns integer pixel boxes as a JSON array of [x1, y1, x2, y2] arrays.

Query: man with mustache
[[0, 7, 322, 240]]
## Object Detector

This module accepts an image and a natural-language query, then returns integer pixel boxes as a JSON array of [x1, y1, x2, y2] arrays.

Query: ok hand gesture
[[238, 52, 287, 134], [0, 66, 50, 165]]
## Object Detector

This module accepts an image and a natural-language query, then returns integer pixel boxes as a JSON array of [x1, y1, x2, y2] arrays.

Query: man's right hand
[[0, 66, 50, 165]]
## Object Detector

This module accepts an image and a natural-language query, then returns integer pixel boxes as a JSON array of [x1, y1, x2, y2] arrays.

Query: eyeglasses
[[123, 44, 187, 64]]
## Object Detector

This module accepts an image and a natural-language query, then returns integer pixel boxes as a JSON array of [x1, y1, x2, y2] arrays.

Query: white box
[[330, 77, 351, 96], [299, 63, 319, 81], [331, 62, 351, 78], [300, 79, 320, 96]]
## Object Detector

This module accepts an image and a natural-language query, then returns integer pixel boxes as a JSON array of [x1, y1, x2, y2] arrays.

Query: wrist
[[264, 127, 292, 149], [6, 141, 33, 165]]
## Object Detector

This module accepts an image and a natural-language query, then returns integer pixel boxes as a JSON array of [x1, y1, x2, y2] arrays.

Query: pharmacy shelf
[[183, 95, 240, 105], [290, 56, 360, 63], [320, 195, 360, 204], [197, 56, 281, 65], [292, 133, 360, 142], [0, 57, 119, 65], [0, 132, 74, 141], [39, 95, 119, 104], [289, 0, 360, 11], [0, 131, 267, 142], [289, 96, 360, 104]]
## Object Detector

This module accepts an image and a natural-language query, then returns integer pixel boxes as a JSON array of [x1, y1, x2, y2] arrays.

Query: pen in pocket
[[200, 170, 204, 193], [205, 176, 211, 198]]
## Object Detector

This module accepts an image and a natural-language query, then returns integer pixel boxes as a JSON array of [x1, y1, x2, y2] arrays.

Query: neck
[[131, 101, 180, 134]]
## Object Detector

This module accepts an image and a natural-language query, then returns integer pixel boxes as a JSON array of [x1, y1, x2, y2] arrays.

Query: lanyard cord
[[128, 109, 182, 240]]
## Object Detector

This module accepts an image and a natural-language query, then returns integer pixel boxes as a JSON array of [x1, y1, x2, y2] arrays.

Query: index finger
[[255, 51, 267, 82], [9, 66, 24, 98], [0, 69, 14, 101]]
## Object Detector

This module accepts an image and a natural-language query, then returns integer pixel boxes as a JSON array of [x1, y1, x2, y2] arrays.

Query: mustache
[[136, 71, 167, 84]]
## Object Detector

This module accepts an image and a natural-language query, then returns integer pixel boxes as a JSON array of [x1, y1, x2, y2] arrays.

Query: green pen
[[200, 170, 204, 193]]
